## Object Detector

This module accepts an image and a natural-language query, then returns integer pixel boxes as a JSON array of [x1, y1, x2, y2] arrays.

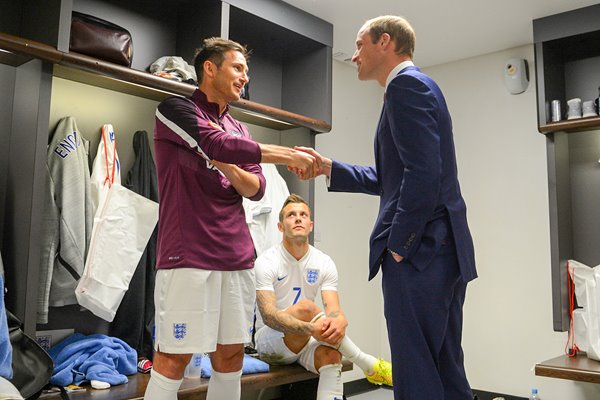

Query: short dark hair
[[193, 37, 249, 84], [364, 16, 415, 58], [279, 194, 310, 222]]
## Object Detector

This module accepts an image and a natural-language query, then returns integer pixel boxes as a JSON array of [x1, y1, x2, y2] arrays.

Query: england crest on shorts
[[306, 268, 319, 284], [173, 323, 187, 340]]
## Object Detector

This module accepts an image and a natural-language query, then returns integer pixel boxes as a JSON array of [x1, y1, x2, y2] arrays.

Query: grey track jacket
[[38, 116, 93, 323]]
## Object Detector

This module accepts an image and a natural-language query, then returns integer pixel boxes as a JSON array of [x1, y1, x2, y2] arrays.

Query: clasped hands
[[288, 146, 330, 180], [311, 315, 347, 346]]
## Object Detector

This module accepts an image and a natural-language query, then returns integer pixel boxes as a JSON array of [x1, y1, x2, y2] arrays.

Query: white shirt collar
[[385, 60, 415, 89]]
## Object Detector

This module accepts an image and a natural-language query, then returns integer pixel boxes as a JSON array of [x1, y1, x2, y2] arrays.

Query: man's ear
[[380, 32, 392, 49], [203, 60, 216, 79], [277, 221, 284, 233]]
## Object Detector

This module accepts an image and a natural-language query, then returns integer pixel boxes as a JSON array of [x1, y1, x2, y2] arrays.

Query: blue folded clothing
[[0, 275, 13, 380], [200, 354, 269, 378], [48, 333, 137, 387]]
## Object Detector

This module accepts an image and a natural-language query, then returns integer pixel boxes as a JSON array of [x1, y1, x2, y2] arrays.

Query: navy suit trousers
[[381, 239, 472, 400]]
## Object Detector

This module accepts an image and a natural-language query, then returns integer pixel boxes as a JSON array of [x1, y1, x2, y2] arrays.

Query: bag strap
[[39, 384, 71, 400], [6, 308, 22, 331], [58, 385, 71, 400], [565, 260, 580, 357], [102, 125, 117, 187]]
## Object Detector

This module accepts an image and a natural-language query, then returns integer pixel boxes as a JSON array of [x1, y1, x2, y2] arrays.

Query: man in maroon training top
[[144, 37, 317, 400]]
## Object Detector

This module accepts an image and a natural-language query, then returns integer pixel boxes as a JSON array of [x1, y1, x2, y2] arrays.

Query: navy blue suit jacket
[[329, 66, 477, 282]]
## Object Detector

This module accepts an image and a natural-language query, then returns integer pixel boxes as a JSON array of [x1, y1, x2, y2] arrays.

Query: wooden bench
[[535, 353, 600, 384], [39, 359, 353, 400]]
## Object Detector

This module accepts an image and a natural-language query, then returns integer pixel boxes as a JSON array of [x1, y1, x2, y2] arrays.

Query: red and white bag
[[76, 124, 158, 322], [567, 260, 600, 360], [90, 124, 121, 213]]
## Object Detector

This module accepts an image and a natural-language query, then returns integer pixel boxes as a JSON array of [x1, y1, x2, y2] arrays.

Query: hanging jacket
[[38, 116, 93, 322]]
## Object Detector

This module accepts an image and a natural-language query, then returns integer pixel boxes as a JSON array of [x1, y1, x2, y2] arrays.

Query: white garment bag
[[568, 259, 600, 360], [76, 125, 158, 322]]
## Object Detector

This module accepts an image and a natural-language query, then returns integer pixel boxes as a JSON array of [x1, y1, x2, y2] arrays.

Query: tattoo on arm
[[321, 291, 343, 320], [256, 291, 313, 336]]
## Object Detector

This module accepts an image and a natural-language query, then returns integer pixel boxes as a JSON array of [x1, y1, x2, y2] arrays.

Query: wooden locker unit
[[0, 0, 332, 335], [533, 4, 600, 333]]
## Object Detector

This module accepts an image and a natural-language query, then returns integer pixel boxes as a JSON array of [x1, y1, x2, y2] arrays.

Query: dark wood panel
[[0, 50, 32, 67], [535, 354, 600, 384], [0, 32, 331, 133], [539, 116, 600, 134]]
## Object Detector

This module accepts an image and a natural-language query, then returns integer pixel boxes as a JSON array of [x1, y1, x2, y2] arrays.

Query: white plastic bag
[[573, 308, 589, 353], [76, 124, 157, 322], [75, 183, 158, 322], [569, 260, 595, 308], [568, 259, 600, 360]]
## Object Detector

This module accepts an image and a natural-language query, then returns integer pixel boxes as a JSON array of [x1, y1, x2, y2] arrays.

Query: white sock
[[336, 336, 378, 374], [90, 380, 110, 389], [144, 369, 183, 400], [206, 369, 242, 400], [317, 363, 343, 400]]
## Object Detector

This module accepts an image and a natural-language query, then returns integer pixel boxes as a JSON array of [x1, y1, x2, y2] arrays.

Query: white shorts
[[154, 268, 255, 354], [254, 325, 320, 374]]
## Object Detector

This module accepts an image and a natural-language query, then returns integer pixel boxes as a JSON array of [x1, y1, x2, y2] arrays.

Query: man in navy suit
[[296, 15, 477, 400]]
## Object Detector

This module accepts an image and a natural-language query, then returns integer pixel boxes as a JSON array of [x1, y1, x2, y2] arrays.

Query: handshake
[[287, 146, 332, 180]]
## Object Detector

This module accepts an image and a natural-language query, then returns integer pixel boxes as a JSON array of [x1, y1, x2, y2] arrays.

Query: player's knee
[[211, 344, 244, 372], [314, 345, 341, 369], [290, 299, 321, 322], [153, 351, 191, 378]]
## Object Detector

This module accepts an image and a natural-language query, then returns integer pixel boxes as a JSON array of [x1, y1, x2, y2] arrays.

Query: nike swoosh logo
[[277, 275, 288, 281]]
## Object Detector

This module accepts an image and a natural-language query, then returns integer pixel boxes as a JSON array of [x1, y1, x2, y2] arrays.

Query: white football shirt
[[254, 243, 338, 330]]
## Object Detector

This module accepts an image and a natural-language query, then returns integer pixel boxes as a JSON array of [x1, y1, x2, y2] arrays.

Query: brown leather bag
[[69, 11, 133, 67]]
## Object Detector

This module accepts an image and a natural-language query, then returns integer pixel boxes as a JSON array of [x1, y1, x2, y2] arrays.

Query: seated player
[[254, 194, 392, 400]]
